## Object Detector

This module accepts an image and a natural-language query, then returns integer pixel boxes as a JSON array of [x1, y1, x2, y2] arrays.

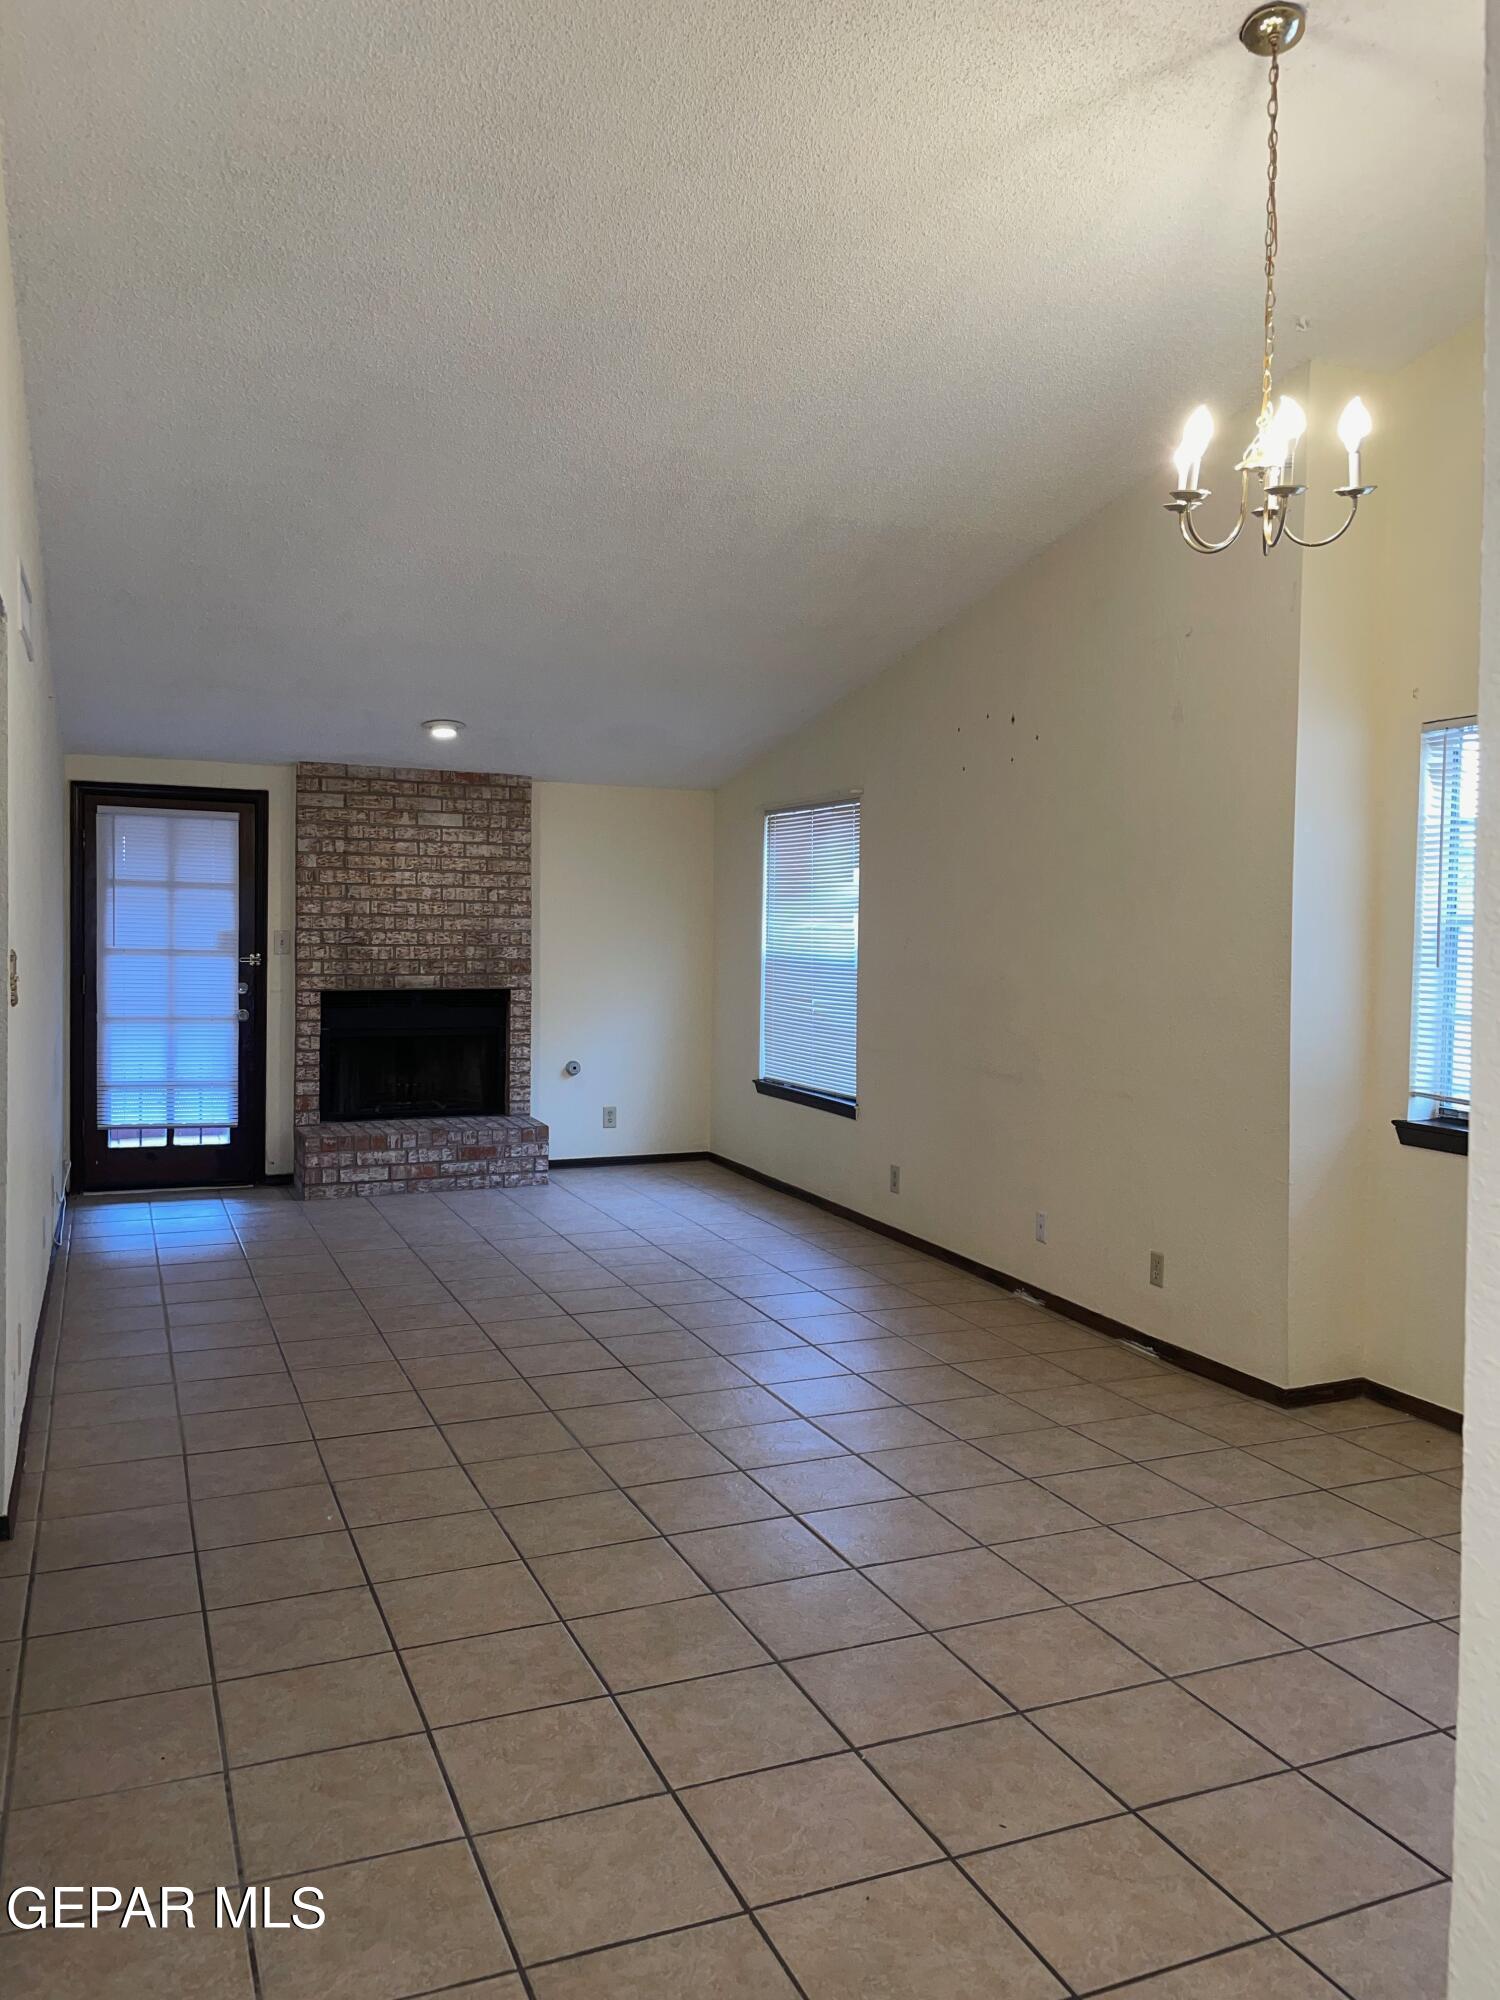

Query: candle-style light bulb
[[1174, 405, 1214, 491], [1270, 395, 1306, 480], [1337, 396, 1372, 487]]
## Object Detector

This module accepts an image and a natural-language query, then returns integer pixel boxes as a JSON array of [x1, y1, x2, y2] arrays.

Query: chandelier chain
[[1261, 33, 1281, 419]]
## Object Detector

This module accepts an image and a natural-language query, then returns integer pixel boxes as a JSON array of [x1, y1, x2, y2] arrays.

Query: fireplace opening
[[319, 989, 509, 1121]]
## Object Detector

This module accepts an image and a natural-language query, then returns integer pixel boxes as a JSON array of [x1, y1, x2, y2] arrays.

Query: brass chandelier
[[1167, 4, 1373, 555]]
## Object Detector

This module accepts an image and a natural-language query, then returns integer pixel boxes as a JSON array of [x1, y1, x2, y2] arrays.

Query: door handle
[[239, 952, 263, 967]]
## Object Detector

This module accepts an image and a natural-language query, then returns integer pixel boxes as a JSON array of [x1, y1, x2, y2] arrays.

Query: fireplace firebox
[[318, 988, 509, 1121]]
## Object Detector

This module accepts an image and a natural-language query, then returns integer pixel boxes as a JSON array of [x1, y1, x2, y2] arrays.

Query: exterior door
[[72, 783, 268, 1191]]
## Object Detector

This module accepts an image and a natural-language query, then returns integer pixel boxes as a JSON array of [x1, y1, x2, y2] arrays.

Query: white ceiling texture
[[0, 1, 1482, 784]]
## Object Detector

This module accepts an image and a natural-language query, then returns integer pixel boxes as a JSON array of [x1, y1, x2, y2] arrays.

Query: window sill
[[1393, 1117, 1469, 1156], [754, 1078, 857, 1119]]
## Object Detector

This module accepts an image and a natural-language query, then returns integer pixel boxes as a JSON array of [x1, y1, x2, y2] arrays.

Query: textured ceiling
[[0, 0, 1482, 784]]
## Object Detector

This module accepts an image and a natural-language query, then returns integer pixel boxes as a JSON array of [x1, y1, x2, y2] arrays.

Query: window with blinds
[[1410, 719, 1479, 1123], [760, 799, 860, 1105], [97, 806, 242, 1146]]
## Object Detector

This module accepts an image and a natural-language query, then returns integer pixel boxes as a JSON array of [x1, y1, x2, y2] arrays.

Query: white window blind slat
[[1410, 719, 1479, 1119], [96, 806, 242, 1132], [760, 800, 860, 1102]]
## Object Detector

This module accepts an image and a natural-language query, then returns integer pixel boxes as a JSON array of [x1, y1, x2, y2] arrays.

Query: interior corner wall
[[1287, 326, 1480, 1406], [711, 441, 1303, 1389], [1448, 5, 1500, 1980], [1, 147, 65, 1506], [533, 783, 714, 1159], [62, 756, 298, 1176]]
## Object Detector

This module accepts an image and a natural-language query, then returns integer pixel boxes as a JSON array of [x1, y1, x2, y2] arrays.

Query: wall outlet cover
[[1149, 1251, 1165, 1288], [602, 1106, 618, 1129]]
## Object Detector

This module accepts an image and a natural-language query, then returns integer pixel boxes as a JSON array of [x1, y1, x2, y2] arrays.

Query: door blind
[[96, 806, 242, 1132], [760, 799, 860, 1102], [1410, 719, 1479, 1119]]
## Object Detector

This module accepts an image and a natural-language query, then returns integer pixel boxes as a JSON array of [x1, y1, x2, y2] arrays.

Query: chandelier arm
[[1283, 496, 1362, 550], [1178, 472, 1251, 554]]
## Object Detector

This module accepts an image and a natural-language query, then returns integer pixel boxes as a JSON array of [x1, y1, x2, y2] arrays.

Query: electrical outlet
[[1149, 1250, 1165, 1288], [602, 1106, 617, 1130], [1035, 1212, 1047, 1244], [889, 1165, 901, 1194]]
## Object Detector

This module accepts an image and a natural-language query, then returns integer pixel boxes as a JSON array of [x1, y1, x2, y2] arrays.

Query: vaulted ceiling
[[0, 0, 1482, 784]]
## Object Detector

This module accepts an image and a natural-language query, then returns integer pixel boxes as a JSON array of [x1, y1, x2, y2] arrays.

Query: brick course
[[294, 1114, 548, 1199], [293, 762, 544, 1196]]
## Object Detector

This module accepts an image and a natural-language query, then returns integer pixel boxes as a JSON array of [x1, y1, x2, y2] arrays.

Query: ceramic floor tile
[[999, 1526, 1187, 1601], [965, 1814, 1262, 1991], [230, 1731, 458, 1875], [1085, 1581, 1298, 1674], [251, 1839, 514, 2000], [404, 1620, 602, 1725], [435, 1696, 660, 1830], [375, 1561, 554, 1645], [1308, 1733, 1455, 1870], [1104, 1941, 1343, 1995], [860, 1546, 1056, 1626], [11, 1684, 222, 1806], [1, 1772, 237, 1894], [570, 1591, 768, 1690], [524, 1916, 797, 1999], [1145, 1772, 1439, 1929], [1331, 1541, 1462, 1619], [684, 1753, 940, 1903], [1290, 1885, 1451, 2000], [1186, 1649, 1432, 1763], [218, 1650, 422, 1764], [761, 1862, 1065, 1999], [867, 1712, 1120, 1852], [1035, 1678, 1283, 1805], [723, 1571, 920, 1657], [479, 1794, 737, 1963], [672, 1514, 847, 1588], [353, 1509, 518, 1580], [945, 1604, 1161, 1707], [620, 1661, 843, 1784], [26, 1552, 201, 1635], [531, 1537, 707, 1615], [208, 1584, 389, 1678], [1209, 1559, 1425, 1644]]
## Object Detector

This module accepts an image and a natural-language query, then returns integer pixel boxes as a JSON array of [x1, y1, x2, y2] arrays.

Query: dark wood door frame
[[70, 781, 270, 1193]]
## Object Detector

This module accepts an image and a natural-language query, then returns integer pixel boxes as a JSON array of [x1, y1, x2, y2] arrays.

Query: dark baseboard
[[707, 1152, 1463, 1433], [0, 1233, 62, 1541], [261, 1171, 295, 1187], [551, 1151, 712, 1169]]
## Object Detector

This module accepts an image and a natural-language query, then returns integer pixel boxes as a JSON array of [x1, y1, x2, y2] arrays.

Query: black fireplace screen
[[319, 989, 509, 1121]]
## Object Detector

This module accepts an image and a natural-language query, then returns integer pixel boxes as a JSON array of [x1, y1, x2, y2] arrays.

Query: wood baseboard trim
[[551, 1151, 713, 1169], [706, 1152, 1462, 1433]]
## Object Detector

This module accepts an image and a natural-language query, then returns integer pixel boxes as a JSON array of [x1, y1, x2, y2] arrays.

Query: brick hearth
[[294, 1114, 548, 1198], [293, 762, 546, 1197]]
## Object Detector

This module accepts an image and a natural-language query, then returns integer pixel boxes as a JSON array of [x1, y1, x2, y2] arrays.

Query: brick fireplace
[[292, 762, 548, 1196]]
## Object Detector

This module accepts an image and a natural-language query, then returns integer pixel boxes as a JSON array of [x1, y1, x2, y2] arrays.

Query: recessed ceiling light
[[422, 718, 463, 741]]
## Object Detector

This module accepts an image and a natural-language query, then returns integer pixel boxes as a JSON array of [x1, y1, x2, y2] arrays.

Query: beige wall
[[1355, 326, 1480, 1410], [63, 756, 298, 1175], [1, 149, 65, 1502], [713, 327, 1479, 1407], [1286, 329, 1479, 1402], [533, 783, 714, 1159], [713, 429, 1303, 1386]]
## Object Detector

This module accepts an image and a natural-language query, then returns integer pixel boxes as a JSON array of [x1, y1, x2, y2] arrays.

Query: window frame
[[1398, 716, 1478, 1155], [756, 795, 861, 1119]]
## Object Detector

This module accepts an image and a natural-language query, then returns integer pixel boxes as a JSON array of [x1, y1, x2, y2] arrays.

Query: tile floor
[[0, 1162, 1460, 1998]]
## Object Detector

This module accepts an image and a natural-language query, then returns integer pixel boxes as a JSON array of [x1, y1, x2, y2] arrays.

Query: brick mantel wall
[[294, 763, 532, 1124]]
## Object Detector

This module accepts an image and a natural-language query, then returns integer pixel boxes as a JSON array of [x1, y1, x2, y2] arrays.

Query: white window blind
[[96, 806, 242, 1134], [760, 799, 860, 1102], [1410, 719, 1479, 1120]]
